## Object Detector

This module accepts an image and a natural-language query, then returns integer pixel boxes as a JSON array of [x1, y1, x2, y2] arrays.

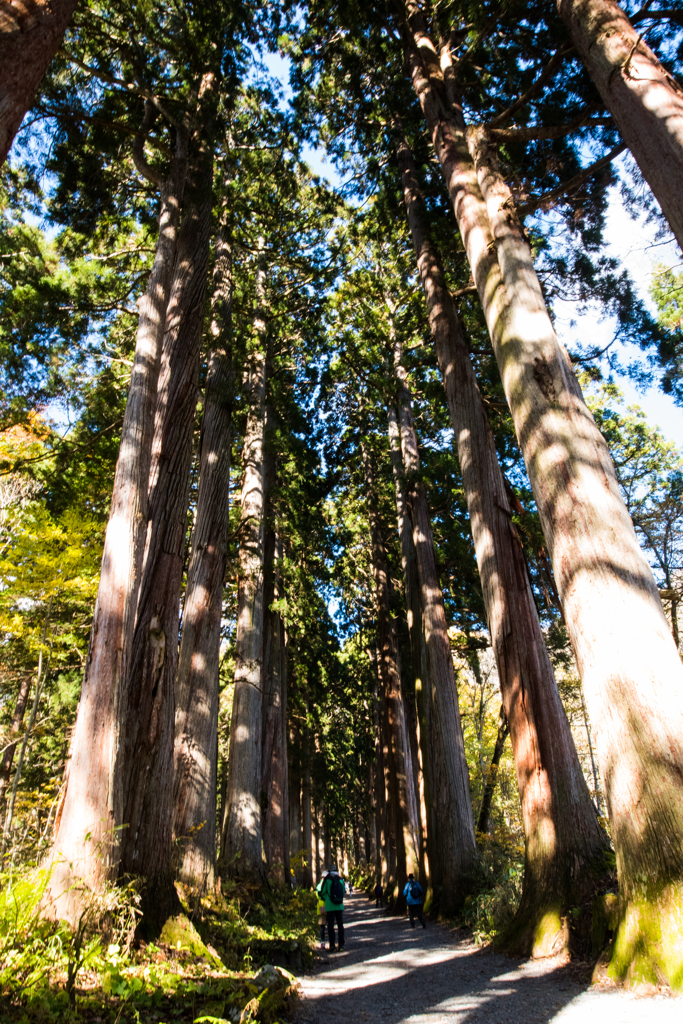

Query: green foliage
[[460, 857, 524, 947], [0, 870, 307, 1021], [195, 882, 316, 973]]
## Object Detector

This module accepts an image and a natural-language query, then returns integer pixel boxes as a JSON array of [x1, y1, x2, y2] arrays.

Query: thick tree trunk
[[402, 5, 683, 982], [119, 144, 212, 927], [0, 0, 78, 165], [173, 223, 234, 890], [396, 134, 611, 954], [0, 673, 31, 820], [363, 453, 419, 902], [223, 252, 268, 880], [468, 128, 683, 978], [557, 0, 683, 251], [48, 128, 188, 923], [477, 706, 510, 835], [386, 403, 434, 892], [389, 338, 478, 913]]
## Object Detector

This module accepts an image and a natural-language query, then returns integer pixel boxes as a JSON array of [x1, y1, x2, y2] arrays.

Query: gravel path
[[296, 892, 681, 1024]]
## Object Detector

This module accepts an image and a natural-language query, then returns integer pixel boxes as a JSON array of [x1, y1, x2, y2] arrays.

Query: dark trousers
[[409, 903, 424, 927], [327, 909, 345, 948]]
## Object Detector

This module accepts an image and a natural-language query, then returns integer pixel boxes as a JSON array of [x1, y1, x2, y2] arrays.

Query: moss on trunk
[[608, 883, 683, 990]]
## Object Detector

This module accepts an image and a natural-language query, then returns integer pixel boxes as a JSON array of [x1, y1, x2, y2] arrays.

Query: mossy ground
[[0, 872, 315, 1022]]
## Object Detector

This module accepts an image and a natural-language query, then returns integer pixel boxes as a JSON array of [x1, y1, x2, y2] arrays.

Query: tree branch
[[517, 142, 627, 217], [42, 108, 172, 157], [487, 44, 574, 130], [132, 101, 165, 187], [64, 53, 180, 127], [633, 6, 683, 28], [490, 112, 612, 142]]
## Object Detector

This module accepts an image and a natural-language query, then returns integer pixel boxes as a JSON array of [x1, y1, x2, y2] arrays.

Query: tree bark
[[368, 759, 378, 876], [363, 451, 419, 903], [118, 137, 213, 927], [477, 706, 510, 835], [468, 126, 683, 974], [377, 678, 395, 887], [370, 655, 390, 886], [260, 535, 289, 883], [313, 803, 322, 881], [0, 0, 78, 165], [386, 403, 434, 892], [173, 221, 234, 889], [396, 133, 611, 954], [557, 0, 683, 251], [48, 125, 188, 923], [260, 396, 289, 884], [389, 335, 478, 913], [223, 249, 268, 879], [402, 5, 683, 981]]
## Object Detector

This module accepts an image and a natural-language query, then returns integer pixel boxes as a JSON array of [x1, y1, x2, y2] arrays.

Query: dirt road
[[296, 892, 680, 1024]]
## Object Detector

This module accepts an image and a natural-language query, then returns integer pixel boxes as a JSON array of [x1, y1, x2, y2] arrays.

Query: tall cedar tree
[[396, 133, 610, 954], [402, 1, 683, 986]]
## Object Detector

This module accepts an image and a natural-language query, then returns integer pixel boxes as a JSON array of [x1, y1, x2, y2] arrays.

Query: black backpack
[[328, 876, 344, 905], [409, 881, 422, 901]]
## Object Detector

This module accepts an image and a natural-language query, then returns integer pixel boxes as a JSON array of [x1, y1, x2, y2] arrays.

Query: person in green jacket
[[316, 864, 346, 951]]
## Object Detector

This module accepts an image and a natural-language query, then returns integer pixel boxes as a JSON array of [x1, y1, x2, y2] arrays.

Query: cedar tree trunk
[[301, 726, 313, 887], [223, 251, 268, 880], [387, 403, 435, 894], [469, 125, 683, 980], [287, 721, 302, 882], [390, 336, 478, 913], [261, 533, 289, 883], [557, 0, 683, 251], [173, 222, 234, 889], [121, 142, 213, 927], [0, 0, 78, 164], [403, 3, 683, 983], [396, 132, 611, 954], [47, 125, 188, 923], [364, 450, 420, 901]]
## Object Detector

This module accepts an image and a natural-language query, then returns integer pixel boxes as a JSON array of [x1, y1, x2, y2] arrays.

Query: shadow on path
[[296, 893, 679, 1024]]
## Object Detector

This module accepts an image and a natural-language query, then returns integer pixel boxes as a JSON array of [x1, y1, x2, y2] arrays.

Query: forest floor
[[295, 893, 681, 1024]]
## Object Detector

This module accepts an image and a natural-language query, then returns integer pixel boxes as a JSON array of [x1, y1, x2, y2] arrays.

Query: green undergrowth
[[457, 830, 524, 944], [185, 878, 317, 974], [0, 866, 314, 1022]]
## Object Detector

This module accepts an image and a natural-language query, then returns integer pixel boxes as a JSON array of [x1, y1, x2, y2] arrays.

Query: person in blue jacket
[[403, 873, 426, 928]]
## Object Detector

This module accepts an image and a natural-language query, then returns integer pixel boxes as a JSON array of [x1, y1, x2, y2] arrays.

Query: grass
[[0, 868, 316, 1023]]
